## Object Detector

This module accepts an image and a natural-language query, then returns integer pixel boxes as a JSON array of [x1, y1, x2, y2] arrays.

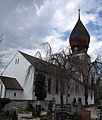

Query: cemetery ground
[[0, 98, 102, 120]]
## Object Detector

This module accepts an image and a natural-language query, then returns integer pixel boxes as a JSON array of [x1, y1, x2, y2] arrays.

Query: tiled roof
[[0, 76, 23, 90], [19, 51, 94, 89], [20, 51, 67, 75], [70, 19, 90, 41], [19, 51, 55, 73]]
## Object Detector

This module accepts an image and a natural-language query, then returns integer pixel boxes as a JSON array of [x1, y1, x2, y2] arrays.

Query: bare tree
[[0, 33, 3, 44], [0, 33, 3, 73], [35, 51, 42, 59], [41, 42, 52, 61], [25, 42, 102, 105], [68, 53, 102, 106], [95, 77, 102, 104], [38, 43, 102, 105]]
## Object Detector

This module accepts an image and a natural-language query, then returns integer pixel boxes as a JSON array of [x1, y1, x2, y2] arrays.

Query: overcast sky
[[0, 0, 102, 72]]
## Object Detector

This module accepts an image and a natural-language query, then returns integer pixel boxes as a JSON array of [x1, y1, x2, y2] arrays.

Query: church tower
[[69, 9, 91, 83], [69, 9, 90, 54]]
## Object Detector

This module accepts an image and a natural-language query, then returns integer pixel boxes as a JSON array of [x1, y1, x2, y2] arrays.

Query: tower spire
[[69, 9, 90, 53], [78, 9, 80, 20]]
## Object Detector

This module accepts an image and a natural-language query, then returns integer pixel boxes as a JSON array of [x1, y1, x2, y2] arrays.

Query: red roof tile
[[0, 76, 23, 90]]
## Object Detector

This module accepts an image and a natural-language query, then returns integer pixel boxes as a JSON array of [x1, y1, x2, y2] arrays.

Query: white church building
[[0, 13, 94, 105]]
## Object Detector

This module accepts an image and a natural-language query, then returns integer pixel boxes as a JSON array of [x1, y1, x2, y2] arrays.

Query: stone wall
[[4, 100, 28, 110], [4, 100, 50, 111]]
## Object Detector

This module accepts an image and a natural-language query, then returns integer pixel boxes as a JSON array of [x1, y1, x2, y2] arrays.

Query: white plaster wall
[[2, 85, 6, 98], [47, 92, 85, 105], [0, 80, 2, 98], [67, 79, 85, 105], [46, 78, 94, 105], [46, 94, 60, 104], [46, 94, 64, 104], [0, 85, 6, 98], [0, 80, 6, 98], [6, 90, 22, 100], [2, 51, 35, 100], [88, 90, 94, 105], [46, 79, 86, 105], [68, 87, 94, 105], [67, 89, 85, 105]]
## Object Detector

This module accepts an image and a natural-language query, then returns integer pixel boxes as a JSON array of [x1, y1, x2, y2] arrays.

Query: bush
[[32, 108, 35, 116], [72, 112, 80, 120], [34, 73, 47, 100], [27, 101, 34, 111], [9, 111, 12, 118], [5, 110, 9, 117], [0, 98, 11, 109], [36, 111, 41, 118]]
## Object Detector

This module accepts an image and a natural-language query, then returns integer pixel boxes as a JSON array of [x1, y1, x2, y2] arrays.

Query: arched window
[[91, 93, 93, 99], [15, 58, 19, 64], [55, 79, 58, 94], [14, 92, 16, 97]]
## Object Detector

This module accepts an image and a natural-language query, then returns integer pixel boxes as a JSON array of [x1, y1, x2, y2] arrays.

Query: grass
[[21, 116, 34, 119], [88, 103, 99, 108]]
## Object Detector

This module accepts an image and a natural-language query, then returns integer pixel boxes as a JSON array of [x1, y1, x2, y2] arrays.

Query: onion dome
[[69, 10, 90, 53]]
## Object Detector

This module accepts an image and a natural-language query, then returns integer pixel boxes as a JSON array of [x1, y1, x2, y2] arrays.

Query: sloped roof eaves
[[0, 76, 23, 91], [19, 51, 56, 73]]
